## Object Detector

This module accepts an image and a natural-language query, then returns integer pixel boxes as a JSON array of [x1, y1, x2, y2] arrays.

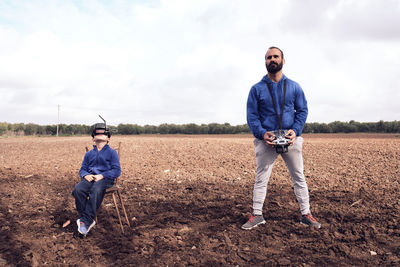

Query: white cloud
[[1, 0, 399, 126]]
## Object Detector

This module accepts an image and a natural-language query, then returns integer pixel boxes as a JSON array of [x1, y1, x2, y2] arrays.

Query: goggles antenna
[[98, 114, 106, 128]]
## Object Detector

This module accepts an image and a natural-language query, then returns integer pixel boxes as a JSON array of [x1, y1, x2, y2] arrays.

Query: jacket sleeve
[[247, 86, 267, 140], [291, 84, 308, 135], [101, 150, 121, 180], [79, 153, 91, 179]]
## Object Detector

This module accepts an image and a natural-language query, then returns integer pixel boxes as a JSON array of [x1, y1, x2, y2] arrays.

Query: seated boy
[[72, 123, 121, 236]]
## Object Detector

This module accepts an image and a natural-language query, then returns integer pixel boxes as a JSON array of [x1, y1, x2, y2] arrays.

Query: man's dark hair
[[268, 46, 284, 59]]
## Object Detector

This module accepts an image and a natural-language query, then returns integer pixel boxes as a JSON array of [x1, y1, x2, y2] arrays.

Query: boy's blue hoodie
[[79, 144, 121, 182], [247, 74, 308, 140]]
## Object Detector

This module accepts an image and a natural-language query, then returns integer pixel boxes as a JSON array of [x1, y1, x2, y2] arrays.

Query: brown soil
[[0, 134, 399, 266]]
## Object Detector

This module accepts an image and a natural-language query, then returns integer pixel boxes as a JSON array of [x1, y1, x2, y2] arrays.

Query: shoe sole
[[300, 221, 321, 229], [86, 221, 96, 234], [241, 220, 266, 230]]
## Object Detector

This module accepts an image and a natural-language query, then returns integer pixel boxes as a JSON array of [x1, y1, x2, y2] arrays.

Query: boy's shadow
[[0, 176, 31, 266]]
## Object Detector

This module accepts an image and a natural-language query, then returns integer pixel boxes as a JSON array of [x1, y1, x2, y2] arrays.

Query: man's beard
[[266, 61, 283, 74]]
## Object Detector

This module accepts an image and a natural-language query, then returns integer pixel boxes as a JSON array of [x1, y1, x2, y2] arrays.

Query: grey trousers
[[252, 137, 310, 216]]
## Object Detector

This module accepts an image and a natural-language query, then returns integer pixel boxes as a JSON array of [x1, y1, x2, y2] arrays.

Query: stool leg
[[117, 190, 131, 227], [112, 192, 124, 233]]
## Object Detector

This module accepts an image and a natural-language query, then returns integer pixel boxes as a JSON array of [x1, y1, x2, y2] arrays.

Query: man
[[72, 122, 121, 236], [242, 46, 321, 230]]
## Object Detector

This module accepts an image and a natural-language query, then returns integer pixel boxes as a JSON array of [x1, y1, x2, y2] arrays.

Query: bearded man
[[242, 46, 321, 230]]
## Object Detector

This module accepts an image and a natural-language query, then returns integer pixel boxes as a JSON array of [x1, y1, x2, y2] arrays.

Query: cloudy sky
[[1, 0, 399, 126]]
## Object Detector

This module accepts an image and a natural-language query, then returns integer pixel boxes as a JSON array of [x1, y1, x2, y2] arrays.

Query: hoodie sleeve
[[291, 84, 308, 135], [247, 86, 267, 140], [79, 152, 91, 179], [101, 149, 121, 180]]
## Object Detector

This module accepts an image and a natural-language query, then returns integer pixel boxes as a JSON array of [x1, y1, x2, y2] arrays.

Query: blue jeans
[[72, 179, 114, 226]]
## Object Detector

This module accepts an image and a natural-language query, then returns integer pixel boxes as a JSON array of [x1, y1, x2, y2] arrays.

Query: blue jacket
[[79, 144, 121, 182], [247, 74, 308, 140]]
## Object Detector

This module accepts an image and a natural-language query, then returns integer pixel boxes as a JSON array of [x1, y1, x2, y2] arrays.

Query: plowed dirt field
[[0, 134, 399, 266]]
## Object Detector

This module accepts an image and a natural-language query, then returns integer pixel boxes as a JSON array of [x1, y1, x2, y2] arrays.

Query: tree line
[[0, 120, 399, 136]]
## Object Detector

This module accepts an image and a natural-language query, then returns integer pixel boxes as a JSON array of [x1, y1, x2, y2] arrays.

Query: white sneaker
[[77, 219, 96, 235]]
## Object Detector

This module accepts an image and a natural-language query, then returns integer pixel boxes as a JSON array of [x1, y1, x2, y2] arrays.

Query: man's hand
[[93, 174, 104, 182], [84, 175, 95, 182], [263, 131, 276, 146], [285, 129, 296, 145]]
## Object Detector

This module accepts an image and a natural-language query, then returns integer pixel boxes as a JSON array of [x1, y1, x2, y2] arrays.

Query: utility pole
[[56, 104, 60, 136]]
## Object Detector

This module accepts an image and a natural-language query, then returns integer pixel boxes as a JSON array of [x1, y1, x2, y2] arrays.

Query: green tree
[[158, 124, 169, 134], [45, 125, 57, 135], [208, 123, 223, 134], [24, 123, 38, 135], [199, 124, 209, 134], [37, 125, 48, 135], [376, 120, 385, 132], [143, 125, 158, 134], [0, 122, 8, 135], [183, 123, 200, 134], [303, 123, 312, 133], [14, 123, 25, 135]]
